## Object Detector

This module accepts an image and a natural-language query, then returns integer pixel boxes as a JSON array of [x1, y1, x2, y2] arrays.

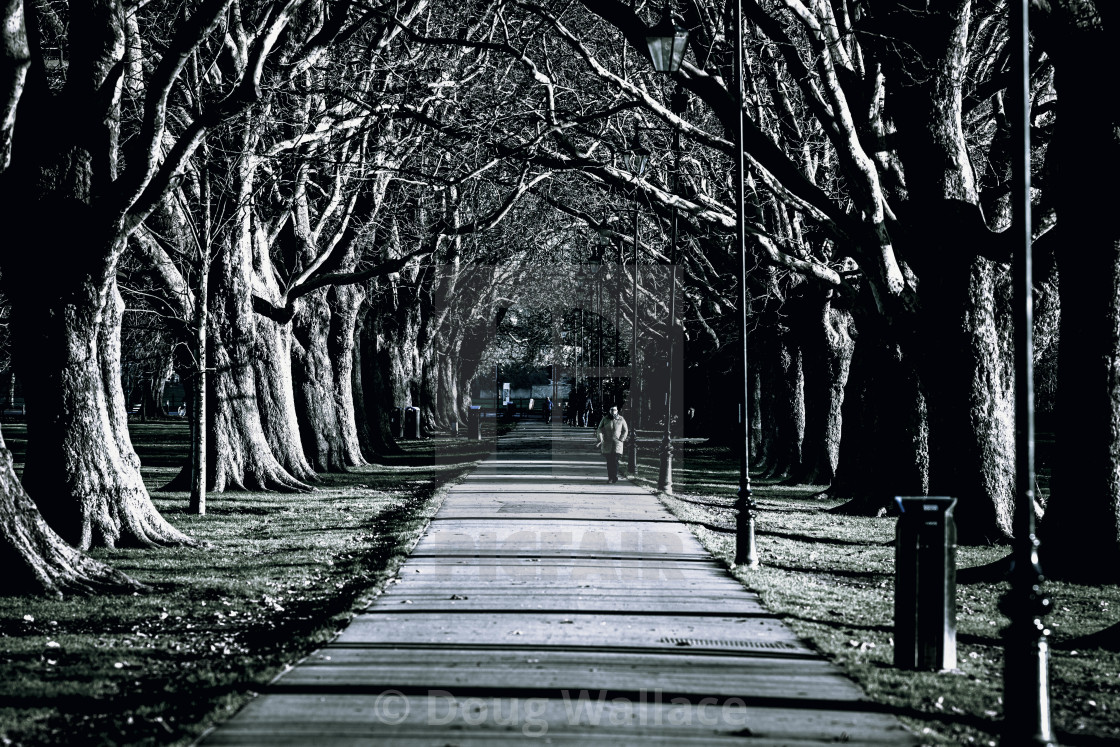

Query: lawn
[[0, 420, 503, 746], [3, 422, 1117, 745], [627, 435, 1120, 746]]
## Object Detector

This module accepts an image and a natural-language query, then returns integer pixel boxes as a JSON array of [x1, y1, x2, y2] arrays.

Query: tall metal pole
[[615, 239, 622, 404], [629, 191, 642, 474], [657, 95, 683, 494], [597, 257, 604, 416], [732, 0, 758, 567], [1002, 2, 1054, 744]]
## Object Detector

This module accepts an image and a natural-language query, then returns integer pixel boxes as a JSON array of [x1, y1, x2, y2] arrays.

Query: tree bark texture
[[0, 428, 144, 596], [207, 211, 308, 492], [796, 293, 856, 485], [356, 307, 404, 456], [830, 314, 929, 514], [754, 323, 804, 480], [252, 242, 317, 483], [1040, 0, 1120, 582], [866, 0, 1016, 541], [15, 279, 193, 549], [292, 282, 367, 471], [328, 282, 368, 465], [917, 258, 1015, 542]]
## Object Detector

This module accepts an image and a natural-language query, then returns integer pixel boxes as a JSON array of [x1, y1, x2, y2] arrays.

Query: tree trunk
[[418, 351, 443, 433], [255, 312, 318, 481], [189, 263, 208, 514], [918, 258, 1015, 542], [293, 286, 356, 472], [328, 282, 367, 466], [17, 279, 194, 549], [352, 302, 378, 459], [140, 356, 172, 417], [0, 426, 145, 596], [206, 214, 309, 492], [357, 307, 403, 456], [755, 323, 804, 480], [749, 360, 763, 464], [253, 229, 318, 482], [795, 292, 855, 485], [1039, 0, 1120, 582], [830, 312, 928, 515], [869, 0, 1015, 541], [438, 338, 464, 428]]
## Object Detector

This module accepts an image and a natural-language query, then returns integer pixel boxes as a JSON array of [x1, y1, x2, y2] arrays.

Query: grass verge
[[0, 421, 502, 746], [627, 437, 1120, 747]]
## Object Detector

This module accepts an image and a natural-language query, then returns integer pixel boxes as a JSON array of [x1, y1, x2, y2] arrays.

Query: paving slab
[[198, 421, 916, 745]]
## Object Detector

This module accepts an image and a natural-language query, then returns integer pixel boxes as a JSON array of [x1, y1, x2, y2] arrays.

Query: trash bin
[[403, 406, 421, 440], [467, 407, 482, 440], [894, 496, 957, 671]]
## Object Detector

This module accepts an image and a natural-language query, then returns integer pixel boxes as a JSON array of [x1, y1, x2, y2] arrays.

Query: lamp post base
[[1000, 538, 1055, 747], [735, 486, 759, 567], [627, 436, 638, 475], [657, 435, 673, 494], [1002, 620, 1056, 746]]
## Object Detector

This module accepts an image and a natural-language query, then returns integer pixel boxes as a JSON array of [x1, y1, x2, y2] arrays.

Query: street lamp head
[[591, 235, 607, 266], [645, 4, 689, 73], [626, 130, 651, 177]]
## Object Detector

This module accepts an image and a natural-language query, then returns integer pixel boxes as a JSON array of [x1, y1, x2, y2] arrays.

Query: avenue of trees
[[0, 0, 1117, 595]]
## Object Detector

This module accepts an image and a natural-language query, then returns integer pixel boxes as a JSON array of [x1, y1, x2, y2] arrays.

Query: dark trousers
[[605, 453, 619, 482]]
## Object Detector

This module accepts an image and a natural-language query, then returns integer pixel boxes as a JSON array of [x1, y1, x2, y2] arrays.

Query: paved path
[[201, 422, 915, 745]]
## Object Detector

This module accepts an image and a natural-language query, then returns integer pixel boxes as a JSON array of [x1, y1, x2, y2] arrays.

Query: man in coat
[[594, 405, 629, 483]]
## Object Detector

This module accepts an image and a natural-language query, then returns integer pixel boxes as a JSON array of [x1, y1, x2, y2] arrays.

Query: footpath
[[199, 421, 916, 745]]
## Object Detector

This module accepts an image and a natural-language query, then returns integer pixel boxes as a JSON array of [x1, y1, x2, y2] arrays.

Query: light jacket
[[595, 415, 629, 455]]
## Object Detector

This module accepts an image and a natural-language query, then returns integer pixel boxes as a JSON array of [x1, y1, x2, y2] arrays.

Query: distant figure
[[594, 405, 629, 483], [582, 398, 593, 427], [542, 397, 553, 423], [177, 404, 186, 417]]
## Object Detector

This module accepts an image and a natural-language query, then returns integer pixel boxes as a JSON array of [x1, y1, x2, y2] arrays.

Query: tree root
[[0, 450, 148, 597]]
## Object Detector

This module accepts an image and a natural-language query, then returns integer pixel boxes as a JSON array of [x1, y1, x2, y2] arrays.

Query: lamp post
[[1001, 1, 1054, 744], [729, 0, 758, 567], [625, 128, 650, 475], [645, 4, 688, 494], [591, 238, 605, 420], [576, 260, 589, 425]]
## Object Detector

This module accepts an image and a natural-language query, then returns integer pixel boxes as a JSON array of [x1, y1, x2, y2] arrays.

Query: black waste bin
[[403, 406, 421, 440], [894, 496, 957, 671], [467, 407, 482, 440]]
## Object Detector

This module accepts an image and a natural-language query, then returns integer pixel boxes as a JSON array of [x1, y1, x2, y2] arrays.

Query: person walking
[[594, 405, 629, 483], [543, 397, 553, 423]]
